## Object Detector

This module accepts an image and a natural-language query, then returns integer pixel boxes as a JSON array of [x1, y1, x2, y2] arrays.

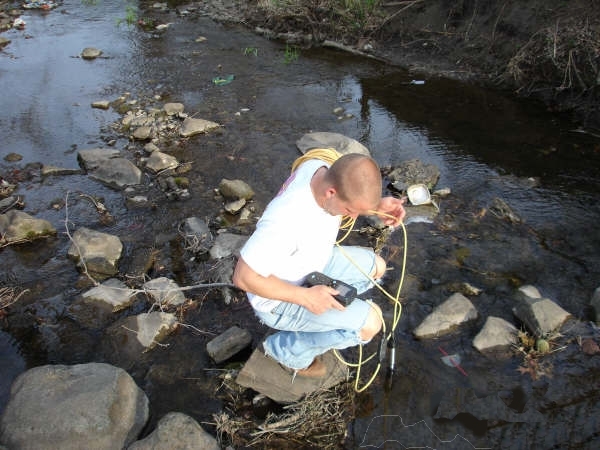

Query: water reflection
[[360, 73, 600, 191]]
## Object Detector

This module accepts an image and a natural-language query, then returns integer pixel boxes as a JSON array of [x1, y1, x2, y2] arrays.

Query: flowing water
[[1, 1, 600, 448]]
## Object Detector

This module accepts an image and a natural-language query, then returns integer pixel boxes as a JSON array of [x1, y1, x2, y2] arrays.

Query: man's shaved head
[[325, 153, 382, 209]]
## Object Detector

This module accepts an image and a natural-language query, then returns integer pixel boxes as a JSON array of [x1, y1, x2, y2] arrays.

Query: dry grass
[[215, 377, 355, 449], [0, 286, 28, 311], [506, 15, 600, 97], [512, 329, 567, 380], [255, 0, 386, 42]]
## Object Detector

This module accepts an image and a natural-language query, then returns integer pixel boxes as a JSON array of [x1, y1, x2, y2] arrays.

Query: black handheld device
[[303, 272, 357, 305]]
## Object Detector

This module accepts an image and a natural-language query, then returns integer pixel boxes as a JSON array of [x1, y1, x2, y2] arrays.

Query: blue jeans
[[254, 246, 378, 370]]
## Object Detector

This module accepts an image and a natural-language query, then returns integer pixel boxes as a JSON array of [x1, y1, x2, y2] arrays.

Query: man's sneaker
[[294, 357, 327, 378], [261, 342, 328, 381]]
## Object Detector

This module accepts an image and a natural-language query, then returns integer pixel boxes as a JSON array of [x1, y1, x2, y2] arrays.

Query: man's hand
[[301, 285, 346, 314], [233, 257, 345, 314], [374, 196, 406, 227]]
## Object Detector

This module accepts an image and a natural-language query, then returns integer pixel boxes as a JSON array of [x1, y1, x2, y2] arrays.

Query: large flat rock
[[236, 348, 347, 404]]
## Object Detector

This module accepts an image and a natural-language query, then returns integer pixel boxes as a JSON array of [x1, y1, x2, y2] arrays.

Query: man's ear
[[325, 187, 337, 199]]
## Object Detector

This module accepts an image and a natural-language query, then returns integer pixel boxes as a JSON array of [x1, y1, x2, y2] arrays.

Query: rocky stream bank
[[2, 92, 600, 448]]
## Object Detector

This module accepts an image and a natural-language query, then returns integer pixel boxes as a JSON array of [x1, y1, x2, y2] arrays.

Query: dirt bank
[[213, 0, 600, 129]]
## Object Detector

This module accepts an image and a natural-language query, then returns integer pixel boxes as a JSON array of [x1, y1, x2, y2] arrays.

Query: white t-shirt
[[240, 159, 342, 312]]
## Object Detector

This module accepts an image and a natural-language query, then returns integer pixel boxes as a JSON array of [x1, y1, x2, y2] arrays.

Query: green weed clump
[[283, 44, 299, 64], [116, 4, 138, 28]]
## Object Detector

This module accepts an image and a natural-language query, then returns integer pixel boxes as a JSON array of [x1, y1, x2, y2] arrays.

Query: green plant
[[243, 47, 259, 56], [116, 4, 138, 28], [283, 44, 299, 64]]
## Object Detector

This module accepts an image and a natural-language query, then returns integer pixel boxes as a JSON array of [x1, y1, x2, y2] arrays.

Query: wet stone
[[77, 148, 121, 170], [218, 178, 254, 200], [143, 276, 186, 306], [206, 325, 252, 363], [473, 316, 518, 352], [0, 210, 56, 244], [144, 142, 161, 153], [163, 102, 185, 116], [81, 278, 136, 312], [91, 100, 110, 109], [296, 131, 370, 156], [209, 232, 248, 259], [179, 117, 220, 137], [128, 412, 219, 450], [4, 152, 22, 162], [236, 348, 348, 404], [87, 157, 143, 190], [387, 158, 440, 190], [81, 47, 103, 59], [224, 198, 246, 214], [102, 312, 178, 367], [67, 227, 123, 278], [181, 217, 213, 255], [512, 288, 571, 337], [145, 151, 179, 173], [132, 126, 153, 140], [41, 165, 82, 177], [413, 292, 478, 339], [0, 363, 148, 450]]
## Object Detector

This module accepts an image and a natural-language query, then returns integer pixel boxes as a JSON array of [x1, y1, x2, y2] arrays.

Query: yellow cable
[[291, 147, 342, 172], [333, 220, 407, 392]]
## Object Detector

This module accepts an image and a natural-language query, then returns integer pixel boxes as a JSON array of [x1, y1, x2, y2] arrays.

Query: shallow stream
[[1, 1, 600, 448]]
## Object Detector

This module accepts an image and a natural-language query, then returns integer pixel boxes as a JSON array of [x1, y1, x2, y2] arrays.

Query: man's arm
[[232, 257, 345, 314]]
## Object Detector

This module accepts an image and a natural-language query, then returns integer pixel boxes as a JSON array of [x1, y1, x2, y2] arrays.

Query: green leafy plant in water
[[283, 44, 299, 64], [243, 47, 259, 56], [116, 4, 138, 28]]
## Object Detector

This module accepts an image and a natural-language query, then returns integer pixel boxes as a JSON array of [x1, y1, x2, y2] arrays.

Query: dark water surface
[[1, 1, 600, 448]]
